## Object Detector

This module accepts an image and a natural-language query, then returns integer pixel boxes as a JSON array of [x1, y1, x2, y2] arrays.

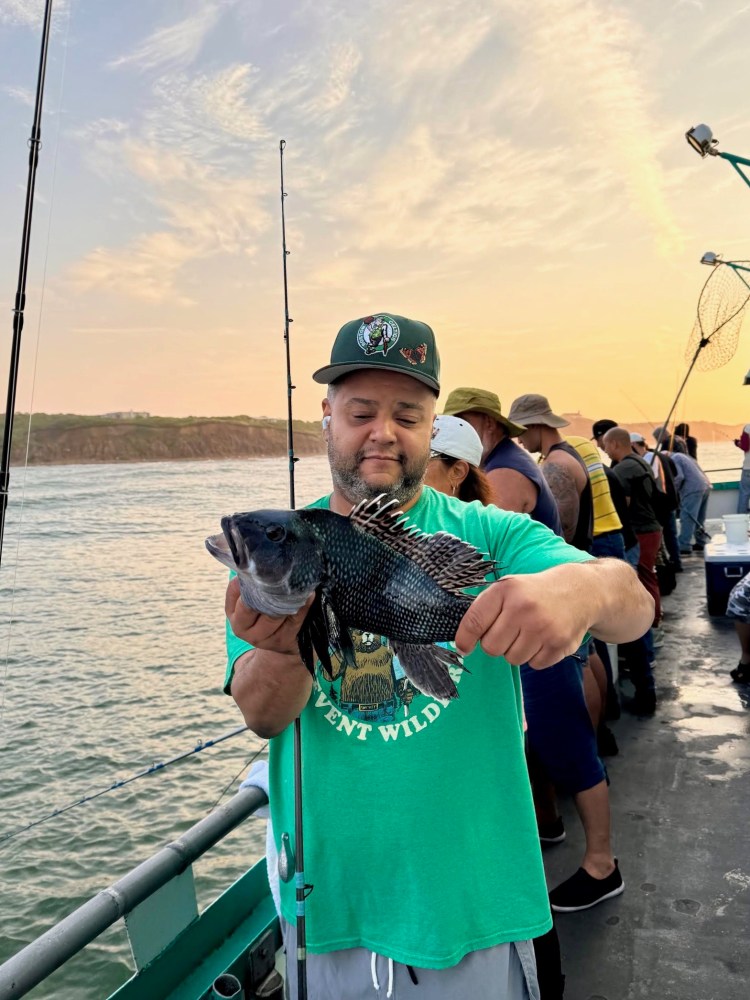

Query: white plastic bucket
[[723, 514, 749, 545]]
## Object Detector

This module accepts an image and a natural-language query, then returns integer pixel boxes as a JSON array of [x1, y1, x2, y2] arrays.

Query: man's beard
[[327, 439, 430, 507]]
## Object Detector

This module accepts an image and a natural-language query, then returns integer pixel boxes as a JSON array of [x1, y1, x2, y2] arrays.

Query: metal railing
[[0, 785, 268, 1000]]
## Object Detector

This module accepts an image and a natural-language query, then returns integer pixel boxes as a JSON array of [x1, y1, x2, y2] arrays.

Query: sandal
[[730, 662, 750, 683]]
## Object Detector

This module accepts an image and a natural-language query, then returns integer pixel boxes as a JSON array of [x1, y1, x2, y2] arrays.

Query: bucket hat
[[507, 393, 569, 430], [443, 387, 526, 436]]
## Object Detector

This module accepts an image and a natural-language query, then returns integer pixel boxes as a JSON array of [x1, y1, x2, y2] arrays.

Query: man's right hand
[[225, 577, 314, 655]]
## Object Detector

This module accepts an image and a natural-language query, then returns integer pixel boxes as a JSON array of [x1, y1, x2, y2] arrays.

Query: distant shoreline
[[0, 411, 740, 467]]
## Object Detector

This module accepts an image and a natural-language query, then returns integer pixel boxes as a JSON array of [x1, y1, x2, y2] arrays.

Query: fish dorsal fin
[[349, 495, 493, 594]]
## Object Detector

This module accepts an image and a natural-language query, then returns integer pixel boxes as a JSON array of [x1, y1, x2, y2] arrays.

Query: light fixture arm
[[718, 151, 750, 191]]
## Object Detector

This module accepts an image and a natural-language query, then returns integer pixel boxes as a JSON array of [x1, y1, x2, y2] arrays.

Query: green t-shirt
[[224, 487, 592, 968]]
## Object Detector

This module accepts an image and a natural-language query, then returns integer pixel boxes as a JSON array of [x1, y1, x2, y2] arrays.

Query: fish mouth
[[205, 520, 250, 572], [205, 532, 238, 569]]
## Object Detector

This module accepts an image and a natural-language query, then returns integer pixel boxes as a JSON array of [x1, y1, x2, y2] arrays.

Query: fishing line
[[0, 723, 250, 848], [0, 0, 74, 742], [209, 742, 269, 811]]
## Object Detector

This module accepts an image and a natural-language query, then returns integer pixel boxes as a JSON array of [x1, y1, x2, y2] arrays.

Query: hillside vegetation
[[0, 414, 327, 466]]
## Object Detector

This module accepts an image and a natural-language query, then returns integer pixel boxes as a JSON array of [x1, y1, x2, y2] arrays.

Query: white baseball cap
[[630, 432, 646, 444], [430, 414, 483, 467]]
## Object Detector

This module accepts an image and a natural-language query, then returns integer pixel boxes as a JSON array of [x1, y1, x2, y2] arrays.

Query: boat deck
[[544, 544, 750, 999]]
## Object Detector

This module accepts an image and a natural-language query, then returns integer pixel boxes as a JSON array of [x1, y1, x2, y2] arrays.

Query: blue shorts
[[521, 649, 605, 796]]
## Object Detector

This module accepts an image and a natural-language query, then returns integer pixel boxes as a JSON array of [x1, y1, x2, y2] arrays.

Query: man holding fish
[[213, 314, 654, 1000]]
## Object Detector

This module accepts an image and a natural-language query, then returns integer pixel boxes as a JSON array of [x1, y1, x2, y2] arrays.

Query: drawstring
[[370, 952, 395, 997]]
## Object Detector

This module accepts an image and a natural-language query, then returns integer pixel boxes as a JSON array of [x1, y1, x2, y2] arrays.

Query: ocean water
[[0, 441, 740, 998], [0, 454, 334, 1000]]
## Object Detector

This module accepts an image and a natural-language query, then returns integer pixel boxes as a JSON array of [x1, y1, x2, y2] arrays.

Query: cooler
[[704, 535, 750, 616]]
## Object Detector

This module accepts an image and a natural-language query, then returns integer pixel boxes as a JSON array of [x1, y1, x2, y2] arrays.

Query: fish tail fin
[[391, 641, 467, 700]]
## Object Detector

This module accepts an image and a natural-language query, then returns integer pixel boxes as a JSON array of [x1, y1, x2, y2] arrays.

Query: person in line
[[602, 427, 663, 632], [565, 433, 625, 739], [734, 422, 750, 514], [447, 390, 619, 913], [725, 572, 750, 684], [591, 422, 659, 713], [667, 449, 712, 555], [223, 314, 653, 1000], [630, 432, 682, 573], [598, 460, 658, 716], [591, 419, 618, 450], [423, 413, 493, 503], [674, 423, 698, 461], [442, 387, 561, 532], [508, 394, 592, 552], [652, 426, 687, 455]]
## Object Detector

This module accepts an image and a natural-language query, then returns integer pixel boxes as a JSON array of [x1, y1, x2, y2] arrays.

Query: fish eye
[[265, 525, 286, 542]]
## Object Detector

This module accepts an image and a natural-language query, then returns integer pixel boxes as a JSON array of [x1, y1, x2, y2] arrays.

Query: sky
[[2, 0, 750, 424]]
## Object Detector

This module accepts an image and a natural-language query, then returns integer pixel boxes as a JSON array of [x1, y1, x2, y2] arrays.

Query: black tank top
[[484, 437, 563, 536], [546, 441, 593, 552]]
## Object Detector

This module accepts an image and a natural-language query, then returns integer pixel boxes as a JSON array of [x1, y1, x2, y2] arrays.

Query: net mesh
[[685, 261, 750, 371]]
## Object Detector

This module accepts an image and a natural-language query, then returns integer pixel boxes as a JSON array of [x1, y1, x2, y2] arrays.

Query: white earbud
[[322, 415, 331, 430]]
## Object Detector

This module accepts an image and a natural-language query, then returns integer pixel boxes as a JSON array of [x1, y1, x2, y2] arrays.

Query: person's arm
[[485, 467, 538, 514], [226, 578, 314, 738], [455, 558, 653, 669], [541, 462, 579, 542]]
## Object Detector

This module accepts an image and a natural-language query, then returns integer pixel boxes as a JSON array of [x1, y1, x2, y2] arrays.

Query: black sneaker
[[549, 860, 624, 912], [538, 816, 566, 844]]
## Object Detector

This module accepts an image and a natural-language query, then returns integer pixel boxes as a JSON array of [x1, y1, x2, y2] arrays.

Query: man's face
[[632, 441, 647, 457], [455, 410, 501, 459], [322, 369, 435, 506], [602, 435, 618, 462], [518, 425, 543, 454]]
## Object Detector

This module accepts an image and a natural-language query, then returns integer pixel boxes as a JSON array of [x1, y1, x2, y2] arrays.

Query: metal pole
[[278, 139, 308, 1000], [0, 786, 267, 1000], [0, 0, 55, 568]]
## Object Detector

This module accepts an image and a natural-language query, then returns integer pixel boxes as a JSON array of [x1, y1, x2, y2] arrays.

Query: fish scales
[[297, 509, 473, 643]]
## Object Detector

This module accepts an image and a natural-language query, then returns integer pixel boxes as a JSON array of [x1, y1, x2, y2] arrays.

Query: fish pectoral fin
[[322, 596, 357, 670], [296, 590, 334, 679], [391, 641, 466, 700]]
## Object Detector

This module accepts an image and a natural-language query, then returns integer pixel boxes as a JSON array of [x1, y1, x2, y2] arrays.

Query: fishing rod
[[0, 0, 55, 570], [279, 138, 310, 1000]]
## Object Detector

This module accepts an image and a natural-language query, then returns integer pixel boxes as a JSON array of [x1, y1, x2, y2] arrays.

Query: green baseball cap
[[312, 313, 440, 392]]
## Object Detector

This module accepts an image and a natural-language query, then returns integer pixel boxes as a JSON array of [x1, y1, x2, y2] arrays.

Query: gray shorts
[[281, 917, 540, 1000], [727, 572, 750, 620]]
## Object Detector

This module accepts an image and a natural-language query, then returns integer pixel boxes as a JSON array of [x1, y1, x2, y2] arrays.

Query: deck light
[[686, 124, 718, 157], [701, 251, 720, 266], [685, 123, 750, 190]]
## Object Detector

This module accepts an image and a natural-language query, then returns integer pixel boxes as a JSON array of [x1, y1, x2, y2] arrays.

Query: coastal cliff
[[2, 414, 327, 466]]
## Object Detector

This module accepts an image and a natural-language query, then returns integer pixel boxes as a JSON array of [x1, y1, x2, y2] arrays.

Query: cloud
[[0, 0, 68, 28], [69, 139, 271, 302], [109, 1, 226, 72], [3, 84, 34, 106]]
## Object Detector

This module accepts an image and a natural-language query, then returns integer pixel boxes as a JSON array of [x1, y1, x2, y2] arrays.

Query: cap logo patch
[[400, 343, 427, 366], [357, 314, 400, 358]]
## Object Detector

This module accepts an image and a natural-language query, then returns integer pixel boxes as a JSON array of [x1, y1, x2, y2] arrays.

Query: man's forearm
[[231, 648, 313, 738], [583, 558, 654, 642]]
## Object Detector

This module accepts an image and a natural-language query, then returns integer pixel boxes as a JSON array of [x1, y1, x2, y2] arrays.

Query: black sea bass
[[206, 496, 495, 699]]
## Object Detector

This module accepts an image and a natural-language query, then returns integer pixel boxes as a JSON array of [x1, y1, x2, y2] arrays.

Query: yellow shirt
[[566, 434, 622, 537]]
